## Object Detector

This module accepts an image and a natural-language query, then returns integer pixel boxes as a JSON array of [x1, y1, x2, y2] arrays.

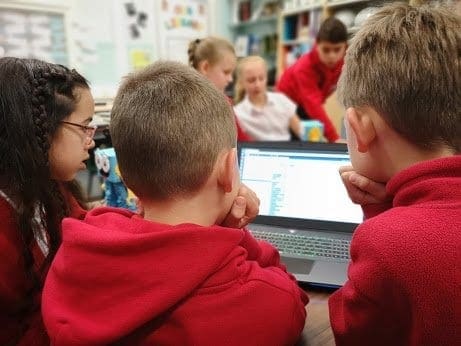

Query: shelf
[[282, 4, 322, 17], [229, 14, 278, 28], [282, 38, 311, 46], [326, 0, 368, 8], [282, 0, 367, 16]]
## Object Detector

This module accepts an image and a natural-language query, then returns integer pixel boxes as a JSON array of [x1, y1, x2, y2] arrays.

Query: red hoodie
[[226, 95, 252, 141], [42, 208, 308, 345], [276, 46, 343, 142], [0, 188, 86, 346], [329, 156, 461, 345]]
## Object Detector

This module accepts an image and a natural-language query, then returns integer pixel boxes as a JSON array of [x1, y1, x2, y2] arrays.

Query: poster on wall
[[0, 8, 68, 66], [120, 1, 156, 71], [156, 0, 209, 64]]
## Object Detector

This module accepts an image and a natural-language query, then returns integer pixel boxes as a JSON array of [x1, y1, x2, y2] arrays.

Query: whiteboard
[[0, 5, 68, 65]]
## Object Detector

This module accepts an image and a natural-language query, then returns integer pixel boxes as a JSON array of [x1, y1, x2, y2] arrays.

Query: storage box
[[300, 120, 324, 142]]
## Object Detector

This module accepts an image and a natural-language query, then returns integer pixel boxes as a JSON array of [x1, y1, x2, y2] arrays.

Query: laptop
[[237, 141, 362, 287]]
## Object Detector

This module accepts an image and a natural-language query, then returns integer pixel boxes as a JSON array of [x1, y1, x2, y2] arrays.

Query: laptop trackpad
[[282, 257, 348, 286], [282, 256, 314, 275]]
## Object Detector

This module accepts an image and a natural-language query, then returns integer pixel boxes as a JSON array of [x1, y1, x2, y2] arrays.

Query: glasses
[[61, 121, 97, 141]]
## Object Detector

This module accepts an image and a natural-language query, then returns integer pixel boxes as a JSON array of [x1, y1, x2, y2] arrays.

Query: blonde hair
[[110, 61, 236, 201], [188, 36, 235, 70], [234, 55, 267, 104], [338, 3, 461, 151]]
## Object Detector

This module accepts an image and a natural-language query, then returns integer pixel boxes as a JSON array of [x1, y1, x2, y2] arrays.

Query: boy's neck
[[385, 141, 456, 178], [349, 106, 457, 183], [367, 117, 456, 182], [140, 190, 227, 227]]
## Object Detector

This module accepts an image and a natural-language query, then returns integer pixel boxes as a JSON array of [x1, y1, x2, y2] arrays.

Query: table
[[297, 285, 336, 346]]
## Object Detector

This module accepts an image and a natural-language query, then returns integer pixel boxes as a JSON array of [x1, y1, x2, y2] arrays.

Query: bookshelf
[[229, 0, 282, 83]]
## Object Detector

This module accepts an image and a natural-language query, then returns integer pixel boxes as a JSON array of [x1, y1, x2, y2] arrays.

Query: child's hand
[[135, 199, 144, 217], [221, 184, 260, 229], [86, 199, 106, 209], [339, 166, 389, 205]]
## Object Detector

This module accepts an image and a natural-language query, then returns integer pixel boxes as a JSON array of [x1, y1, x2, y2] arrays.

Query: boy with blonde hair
[[42, 61, 308, 345], [329, 3, 461, 345]]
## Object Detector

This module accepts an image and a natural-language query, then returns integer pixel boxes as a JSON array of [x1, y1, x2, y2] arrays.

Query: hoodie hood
[[42, 207, 246, 345]]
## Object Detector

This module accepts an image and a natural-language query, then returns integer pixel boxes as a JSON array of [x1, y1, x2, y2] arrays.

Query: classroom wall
[[0, 0, 135, 98], [0, 0, 345, 135], [212, 0, 232, 38], [69, 0, 122, 98], [71, 0, 213, 98], [1, 0, 216, 98]]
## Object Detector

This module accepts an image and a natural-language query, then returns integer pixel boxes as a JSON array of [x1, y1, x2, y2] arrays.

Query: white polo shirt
[[234, 91, 297, 141]]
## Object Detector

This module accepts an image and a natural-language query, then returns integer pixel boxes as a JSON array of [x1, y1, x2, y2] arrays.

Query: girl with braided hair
[[188, 36, 252, 141], [0, 57, 96, 345]]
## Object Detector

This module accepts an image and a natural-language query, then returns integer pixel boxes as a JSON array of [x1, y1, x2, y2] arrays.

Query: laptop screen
[[238, 142, 363, 229]]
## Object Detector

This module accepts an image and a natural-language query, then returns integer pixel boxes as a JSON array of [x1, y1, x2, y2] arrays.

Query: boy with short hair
[[276, 17, 348, 142], [42, 61, 308, 345], [329, 3, 461, 345]]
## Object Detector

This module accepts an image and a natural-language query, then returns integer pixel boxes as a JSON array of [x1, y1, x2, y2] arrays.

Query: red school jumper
[[329, 156, 461, 345], [226, 95, 252, 141], [0, 190, 86, 346], [276, 46, 343, 142], [42, 207, 308, 345]]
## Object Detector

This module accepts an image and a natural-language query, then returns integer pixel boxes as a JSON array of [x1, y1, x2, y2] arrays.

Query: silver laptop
[[238, 141, 362, 287]]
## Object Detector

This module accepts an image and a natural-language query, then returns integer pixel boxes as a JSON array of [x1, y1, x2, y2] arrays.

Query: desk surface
[[297, 286, 336, 346]]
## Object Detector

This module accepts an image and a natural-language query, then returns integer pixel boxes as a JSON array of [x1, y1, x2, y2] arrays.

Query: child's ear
[[217, 148, 237, 193], [346, 107, 376, 153], [198, 60, 209, 75]]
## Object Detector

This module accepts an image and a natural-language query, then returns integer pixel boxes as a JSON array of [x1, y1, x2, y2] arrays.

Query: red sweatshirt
[[236, 116, 252, 141], [276, 46, 343, 142], [42, 207, 308, 345], [226, 96, 252, 141], [0, 189, 86, 346], [329, 156, 461, 345]]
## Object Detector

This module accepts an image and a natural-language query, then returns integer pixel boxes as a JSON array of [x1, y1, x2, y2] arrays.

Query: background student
[[0, 57, 95, 345], [276, 17, 348, 143], [188, 36, 252, 141], [42, 61, 308, 345], [328, 3, 461, 344], [234, 55, 302, 141]]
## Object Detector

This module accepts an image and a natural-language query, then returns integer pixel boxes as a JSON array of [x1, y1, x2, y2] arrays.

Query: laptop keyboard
[[250, 229, 351, 262]]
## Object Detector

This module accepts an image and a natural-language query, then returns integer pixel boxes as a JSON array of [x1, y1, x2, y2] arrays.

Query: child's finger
[[221, 197, 246, 228], [349, 173, 388, 202]]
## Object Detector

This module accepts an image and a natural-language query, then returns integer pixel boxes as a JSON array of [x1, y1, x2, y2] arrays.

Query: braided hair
[[0, 57, 89, 318]]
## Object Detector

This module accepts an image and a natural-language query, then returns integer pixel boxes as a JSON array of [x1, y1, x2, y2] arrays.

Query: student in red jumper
[[0, 57, 95, 345], [329, 3, 461, 345], [276, 17, 348, 142], [188, 36, 252, 141], [0, 58, 258, 346], [42, 61, 308, 345]]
